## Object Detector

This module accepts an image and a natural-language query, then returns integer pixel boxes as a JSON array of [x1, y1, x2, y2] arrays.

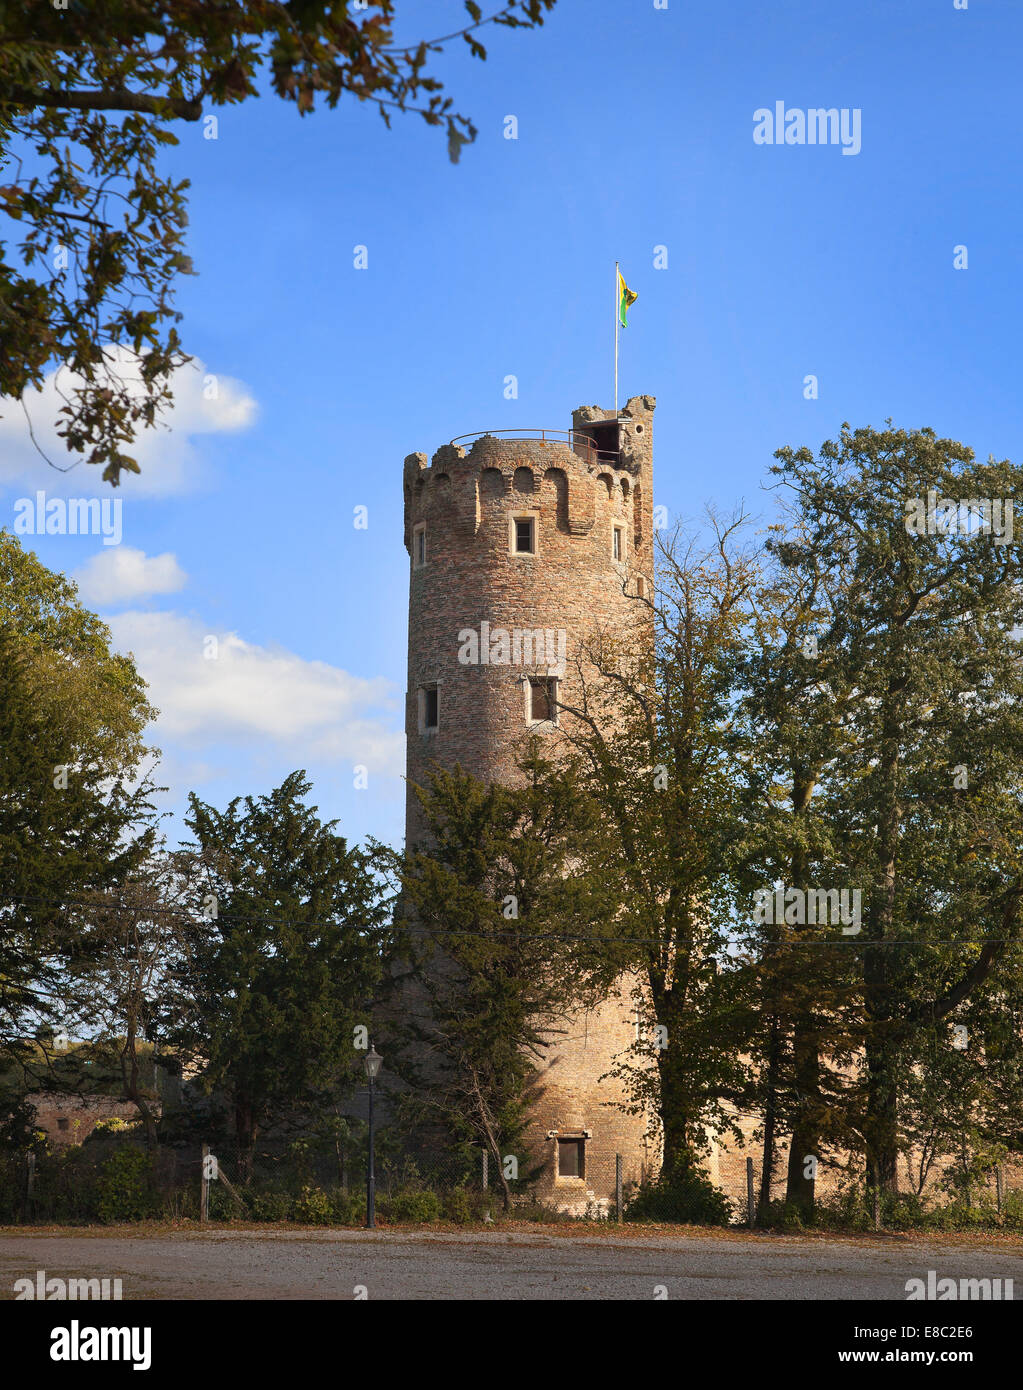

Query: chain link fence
[[6, 1128, 1022, 1229], [0, 1128, 550, 1227]]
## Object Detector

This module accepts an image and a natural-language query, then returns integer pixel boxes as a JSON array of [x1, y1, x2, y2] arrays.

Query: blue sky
[[3, 0, 1020, 850]]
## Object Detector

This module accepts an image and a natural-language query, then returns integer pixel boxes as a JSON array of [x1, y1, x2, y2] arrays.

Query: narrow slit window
[[613, 525, 623, 561], [515, 518, 535, 554], [420, 685, 439, 731], [413, 526, 426, 568]]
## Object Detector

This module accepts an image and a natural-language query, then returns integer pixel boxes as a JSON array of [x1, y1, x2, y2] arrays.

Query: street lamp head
[[364, 1044, 382, 1083]]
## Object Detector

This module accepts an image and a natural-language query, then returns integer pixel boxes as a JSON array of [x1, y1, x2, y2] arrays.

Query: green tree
[[0, 531, 157, 1054], [734, 496, 867, 1219], [177, 770, 389, 1178], [556, 516, 761, 1184], [0, 1, 556, 483], [753, 423, 1023, 1204]]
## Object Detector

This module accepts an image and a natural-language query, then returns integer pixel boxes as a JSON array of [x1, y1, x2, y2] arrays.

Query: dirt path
[[2, 1225, 1022, 1299]]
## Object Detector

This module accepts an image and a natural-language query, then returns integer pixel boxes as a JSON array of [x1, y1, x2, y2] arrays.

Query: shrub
[[94, 1147, 159, 1223], [330, 1188, 367, 1225], [810, 1188, 872, 1232], [387, 1188, 442, 1223], [759, 1185, 1019, 1234], [292, 1184, 333, 1224], [443, 1186, 480, 1224], [207, 1182, 236, 1221], [249, 1190, 293, 1222], [625, 1171, 732, 1226], [91, 1117, 133, 1137], [771, 1201, 806, 1232], [920, 1199, 996, 1233], [1001, 1191, 1023, 1231], [881, 1191, 927, 1230]]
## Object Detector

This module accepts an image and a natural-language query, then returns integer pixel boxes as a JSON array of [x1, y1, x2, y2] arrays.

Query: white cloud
[[107, 610, 403, 775], [74, 547, 187, 606], [0, 346, 257, 498]]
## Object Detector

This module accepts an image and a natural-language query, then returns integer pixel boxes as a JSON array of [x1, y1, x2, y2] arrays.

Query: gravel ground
[[2, 1226, 1022, 1300]]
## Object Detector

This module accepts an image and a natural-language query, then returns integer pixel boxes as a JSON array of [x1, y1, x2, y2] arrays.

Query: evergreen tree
[[177, 771, 388, 1177]]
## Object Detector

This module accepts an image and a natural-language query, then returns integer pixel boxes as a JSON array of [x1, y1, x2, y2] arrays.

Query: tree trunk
[[864, 1038, 900, 1194], [758, 1013, 781, 1219], [861, 680, 905, 1199], [783, 795, 820, 1219], [655, 1014, 700, 1183], [137, 1098, 159, 1150], [650, 976, 704, 1184], [472, 1080, 513, 1211], [122, 1019, 159, 1149], [785, 1024, 820, 1218]]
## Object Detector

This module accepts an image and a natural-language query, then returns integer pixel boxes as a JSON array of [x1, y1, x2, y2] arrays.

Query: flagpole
[[614, 260, 619, 416]]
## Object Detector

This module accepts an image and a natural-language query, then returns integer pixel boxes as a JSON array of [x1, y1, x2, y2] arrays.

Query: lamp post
[[364, 1044, 382, 1229]]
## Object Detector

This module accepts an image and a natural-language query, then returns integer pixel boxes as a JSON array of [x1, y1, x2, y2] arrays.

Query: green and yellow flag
[[618, 270, 638, 327]]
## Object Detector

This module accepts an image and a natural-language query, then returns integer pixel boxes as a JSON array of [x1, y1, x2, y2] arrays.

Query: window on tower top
[[413, 525, 426, 568]]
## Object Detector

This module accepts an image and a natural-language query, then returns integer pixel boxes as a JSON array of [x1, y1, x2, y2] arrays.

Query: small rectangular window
[[613, 526, 623, 561], [528, 677, 556, 724], [420, 685, 438, 731], [413, 526, 426, 568], [557, 1138, 585, 1178], [515, 518, 535, 554]]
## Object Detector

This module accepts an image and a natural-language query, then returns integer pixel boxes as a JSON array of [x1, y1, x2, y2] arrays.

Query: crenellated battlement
[[403, 397, 654, 552]]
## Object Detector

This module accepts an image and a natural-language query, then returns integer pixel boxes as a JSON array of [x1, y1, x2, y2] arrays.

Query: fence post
[[996, 1164, 1005, 1216], [616, 1154, 623, 1223], [200, 1142, 210, 1223], [23, 1152, 36, 1224], [482, 1148, 489, 1191], [746, 1157, 755, 1228]]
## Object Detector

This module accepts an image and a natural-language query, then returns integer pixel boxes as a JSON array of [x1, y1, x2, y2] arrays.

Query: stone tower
[[402, 396, 658, 1211]]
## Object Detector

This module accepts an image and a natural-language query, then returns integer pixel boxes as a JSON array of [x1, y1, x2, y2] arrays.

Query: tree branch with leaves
[[0, 1, 557, 483]]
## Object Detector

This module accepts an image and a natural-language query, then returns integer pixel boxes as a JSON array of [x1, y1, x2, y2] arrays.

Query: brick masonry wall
[[402, 399, 658, 1210], [28, 1092, 149, 1146], [527, 977, 659, 1215], [709, 1106, 1023, 1216]]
